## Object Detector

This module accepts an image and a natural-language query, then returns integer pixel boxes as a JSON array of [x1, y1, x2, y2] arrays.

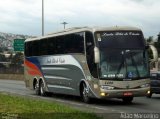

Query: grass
[[0, 93, 102, 119]]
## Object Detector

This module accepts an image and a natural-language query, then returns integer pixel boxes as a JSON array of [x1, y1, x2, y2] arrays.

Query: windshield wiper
[[129, 52, 140, 78], [116, 51, 125, 77]]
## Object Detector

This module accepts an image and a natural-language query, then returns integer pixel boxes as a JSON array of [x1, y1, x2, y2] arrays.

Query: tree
[[146, 36, 154, 44], [154, 33, 160, 57], [0, 54, 6, 62], [146, 36, 154, 59], [158, 32, 160, 42]]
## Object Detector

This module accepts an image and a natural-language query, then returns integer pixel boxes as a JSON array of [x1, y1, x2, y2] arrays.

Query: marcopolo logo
[[47, 57, 65, 64]]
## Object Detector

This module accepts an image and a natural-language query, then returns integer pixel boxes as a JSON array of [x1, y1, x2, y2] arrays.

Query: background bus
[[24, 26, 150, 103]]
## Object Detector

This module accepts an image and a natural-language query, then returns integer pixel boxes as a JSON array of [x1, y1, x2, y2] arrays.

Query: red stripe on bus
[[25, 60, 42, 76], [25, 60, 39, 71], [28, 70, 42, 76]]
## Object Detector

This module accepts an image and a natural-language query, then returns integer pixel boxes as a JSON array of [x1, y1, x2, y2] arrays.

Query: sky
[[0, 0, 160, 38]]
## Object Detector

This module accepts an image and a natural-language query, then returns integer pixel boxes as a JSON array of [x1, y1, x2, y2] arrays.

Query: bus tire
[[34, 80, 40, 95], [122, 97, 133, 104], [81, 83, 91, 103], [39, 80, 47, 96]]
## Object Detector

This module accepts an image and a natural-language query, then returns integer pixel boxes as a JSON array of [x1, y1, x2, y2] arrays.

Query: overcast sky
[[0, 0, 160, 38]]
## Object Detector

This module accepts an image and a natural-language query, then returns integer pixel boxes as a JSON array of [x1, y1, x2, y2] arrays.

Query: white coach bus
[[24, 26, 150, 103]]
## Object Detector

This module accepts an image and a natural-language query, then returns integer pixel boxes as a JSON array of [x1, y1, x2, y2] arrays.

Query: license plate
[[123, 92, 133, 96]]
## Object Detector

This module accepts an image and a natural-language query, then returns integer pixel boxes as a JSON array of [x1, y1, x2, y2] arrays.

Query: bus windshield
[[99, 49, 149, 79], [95, 31, 149, 79]]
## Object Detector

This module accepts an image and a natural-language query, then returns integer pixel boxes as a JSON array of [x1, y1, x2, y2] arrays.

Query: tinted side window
[[56, 35, 65, 54], [32, 40, 39, 56], [25, 42, 29, 56], [40, 39, 48, 55], [74, 32, 84, 53], [65, 33, 84, 53], [28, 42, 33, 56], [48, 37, 57, 55]]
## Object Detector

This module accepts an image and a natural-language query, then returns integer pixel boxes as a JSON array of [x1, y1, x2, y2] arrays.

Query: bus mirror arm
[[94, 47, 100, 63]]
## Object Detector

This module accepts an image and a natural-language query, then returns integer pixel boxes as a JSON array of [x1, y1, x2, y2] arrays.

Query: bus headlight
[[147, 90, 150, 94], [101, 85, 114, 90], [140, 84, 150, 88]]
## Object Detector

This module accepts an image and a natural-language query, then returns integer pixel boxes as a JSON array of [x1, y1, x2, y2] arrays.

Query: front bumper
[[99, 87, 150, 98]]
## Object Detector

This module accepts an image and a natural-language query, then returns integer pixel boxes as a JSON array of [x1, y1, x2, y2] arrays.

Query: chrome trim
[[44, 75, 72, 81], [42, 67, 69, 70], [47, 84, 75, 90]]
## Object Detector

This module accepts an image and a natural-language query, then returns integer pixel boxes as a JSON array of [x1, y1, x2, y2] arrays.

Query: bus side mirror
[[94, 47, 100, 63], [149, 45, 158, 62]]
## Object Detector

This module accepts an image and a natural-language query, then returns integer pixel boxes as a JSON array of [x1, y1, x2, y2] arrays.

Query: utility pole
[[42, 0, 44, 36], [61, 22, 68, 29]]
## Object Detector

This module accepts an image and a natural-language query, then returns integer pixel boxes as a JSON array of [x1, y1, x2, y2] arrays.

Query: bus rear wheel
[[40, 80, 47, 96], [122, 97, 133, 104], [34, 81, 40, 95], [81, 83, 91, 103]]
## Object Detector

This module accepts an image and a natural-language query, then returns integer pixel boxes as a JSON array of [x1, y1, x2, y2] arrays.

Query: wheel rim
[[40, 81, 45, 95], [82, 83, 89, 101], [34, 81, 40, 95], [35, 82, 38, 90]]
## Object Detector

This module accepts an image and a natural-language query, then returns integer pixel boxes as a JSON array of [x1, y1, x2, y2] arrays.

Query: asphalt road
[[0, 79, 160, 119]]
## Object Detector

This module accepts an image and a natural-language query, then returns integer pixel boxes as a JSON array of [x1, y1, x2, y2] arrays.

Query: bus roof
[[25, 26, 142, 42]]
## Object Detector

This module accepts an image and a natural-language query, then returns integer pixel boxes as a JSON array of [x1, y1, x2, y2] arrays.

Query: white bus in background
[[24, 26, 150, 103]]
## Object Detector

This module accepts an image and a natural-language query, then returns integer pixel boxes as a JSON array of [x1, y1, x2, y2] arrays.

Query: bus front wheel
[[122, 97, 133, 104], [40, 80, 47, 96], [81, 83, 91, 103]]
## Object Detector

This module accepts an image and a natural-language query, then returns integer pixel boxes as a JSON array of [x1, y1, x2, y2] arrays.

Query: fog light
[[147, 90, 150, 94], [100, 92, 105, 96]]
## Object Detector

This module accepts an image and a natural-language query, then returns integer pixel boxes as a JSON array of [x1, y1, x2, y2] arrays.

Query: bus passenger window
[[40, 39, 48, 55], [65, 33, 84, 54]]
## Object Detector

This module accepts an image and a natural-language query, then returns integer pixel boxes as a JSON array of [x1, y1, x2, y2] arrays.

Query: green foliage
[[154, 42, 160, 57], [146, 36, 153, 43], [0, 47, 8, 53], [154, 32, 160, 57], [0, 54, 6, 62], [158, 32, 160, 42], [146, 36, 154, 60], [146, 34, 160, 58], [0, 93, 102, 119]]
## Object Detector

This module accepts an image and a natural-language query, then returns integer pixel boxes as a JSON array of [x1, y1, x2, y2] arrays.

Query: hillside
[[0, 32, 31, 51]]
